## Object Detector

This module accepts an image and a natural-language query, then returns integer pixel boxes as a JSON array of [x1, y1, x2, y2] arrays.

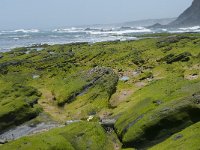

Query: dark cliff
[[169, 0, 200, 27]]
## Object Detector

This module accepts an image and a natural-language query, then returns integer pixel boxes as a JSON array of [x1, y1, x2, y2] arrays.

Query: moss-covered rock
[[159, 52, 192, 64], [150, 122, 200, 150], [0, 122, 114, 150], [115, 94, 200, 149], [0, 33, 200, 149], [56, 66, 118, 105], [156, 36, 195, 48], [0, 84, 42, 131]]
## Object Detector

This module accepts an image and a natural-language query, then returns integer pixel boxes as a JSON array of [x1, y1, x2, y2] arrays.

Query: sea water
[[0, 26, 200, 52]]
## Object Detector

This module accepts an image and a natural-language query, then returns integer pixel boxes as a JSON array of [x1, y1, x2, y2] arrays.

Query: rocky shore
[[0, 33, 200, 149]]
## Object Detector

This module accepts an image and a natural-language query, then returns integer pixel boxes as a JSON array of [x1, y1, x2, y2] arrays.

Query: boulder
[[115, 94, 200, 149], [100, 119, 116, 128], [159, 52, 192, 64], [58, 66, 118, 105], [0, 139, 8, 144]]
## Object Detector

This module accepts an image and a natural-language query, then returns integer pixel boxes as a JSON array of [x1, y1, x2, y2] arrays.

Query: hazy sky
[[0, 0, 192, 29]]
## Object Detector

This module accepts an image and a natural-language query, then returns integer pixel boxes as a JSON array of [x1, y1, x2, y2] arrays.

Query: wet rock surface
[[0, 122, 62, 142], [0, 122, 114, 150], [100, 119, 116, 129]]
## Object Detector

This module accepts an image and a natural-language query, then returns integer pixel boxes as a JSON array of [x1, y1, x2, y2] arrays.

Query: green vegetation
[[0, 84, 42, 131], [0, 121, 114, 150], [0, 33, 200, 149], [116, 94, 200, 149], [150, 122, 200, 150]]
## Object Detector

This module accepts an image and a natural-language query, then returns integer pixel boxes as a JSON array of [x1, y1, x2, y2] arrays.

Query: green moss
[[139, 71, 153, 80], [0, 84, 42, 131], [52, 67, 118, 106], [120, 95, 200, 149], [53, 77, 89, 105], [159, 52, 192, 64], [0, 33, 200, 149], [150, 122, 200, 150], [0, 122, 114, 150]]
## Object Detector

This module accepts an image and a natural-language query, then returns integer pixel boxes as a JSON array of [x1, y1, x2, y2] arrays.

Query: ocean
[[0, 26, 200, 52]]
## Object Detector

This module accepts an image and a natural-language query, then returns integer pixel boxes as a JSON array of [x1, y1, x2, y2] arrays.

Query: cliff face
[[169, 0, 200, 27]]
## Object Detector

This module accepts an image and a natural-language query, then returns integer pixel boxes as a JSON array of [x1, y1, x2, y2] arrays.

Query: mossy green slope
[[112, 35, 200, 149], [0, 33, 200, 149], [0, 121, 114, 150], [0, 83, 42, 131], [150, 122, 200, 150], [115, 94, 200, 149]]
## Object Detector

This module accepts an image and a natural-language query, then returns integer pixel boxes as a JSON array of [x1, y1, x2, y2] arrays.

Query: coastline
[[0, 32, 200, 149], [1, 25, 200, 53]]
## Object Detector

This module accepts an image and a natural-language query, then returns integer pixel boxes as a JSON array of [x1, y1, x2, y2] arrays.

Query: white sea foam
[[89, 29, 151, 35], [52, 26, 151, 35], [14, 29, 39, 33], [13, 38, 19, 40], [1, 29, 39, 34], [52, 27, 84, 33], [2, 25, 200, 53], [179, 26, 200, 31], [162, 29, 167, 32], [86, 27, 152, 36], [169, 26, 200, 33], [8, 35, 30, 40]]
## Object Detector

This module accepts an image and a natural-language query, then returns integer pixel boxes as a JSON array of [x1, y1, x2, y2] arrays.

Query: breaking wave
[[1, 25, 200, 52], [1, 29, 39, 34]]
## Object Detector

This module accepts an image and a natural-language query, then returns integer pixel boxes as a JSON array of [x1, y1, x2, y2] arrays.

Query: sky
[[0, 0, 192, 30]]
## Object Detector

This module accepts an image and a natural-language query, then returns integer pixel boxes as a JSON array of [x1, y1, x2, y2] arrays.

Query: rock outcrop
[[149, 0, 200, 28], [115, 94, 200, 149], [0, 122, 114, 150], [169, 0, 200, 27]]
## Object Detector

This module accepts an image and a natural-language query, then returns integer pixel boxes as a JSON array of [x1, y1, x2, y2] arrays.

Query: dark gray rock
[[148, 23, 167, 29], [169, 0, 200, 27], [0, 139, 8, 144], [0, 122, 61, 142], [153, 100, 163, 106], [149, 0, 200, 28], [193, 92, 200, 104], [65, 120, 81, 125], [173, 134, 183, 141], [100, 119, 116, 128], [159, 52, 192, 64]]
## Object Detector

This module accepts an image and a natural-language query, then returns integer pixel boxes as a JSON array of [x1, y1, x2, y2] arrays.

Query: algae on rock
[[0, 33, 200, 149], [0, 122, 114, 150]]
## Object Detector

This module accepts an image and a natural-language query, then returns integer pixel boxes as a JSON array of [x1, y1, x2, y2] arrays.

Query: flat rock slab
[[0, 122, 62, 141]]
